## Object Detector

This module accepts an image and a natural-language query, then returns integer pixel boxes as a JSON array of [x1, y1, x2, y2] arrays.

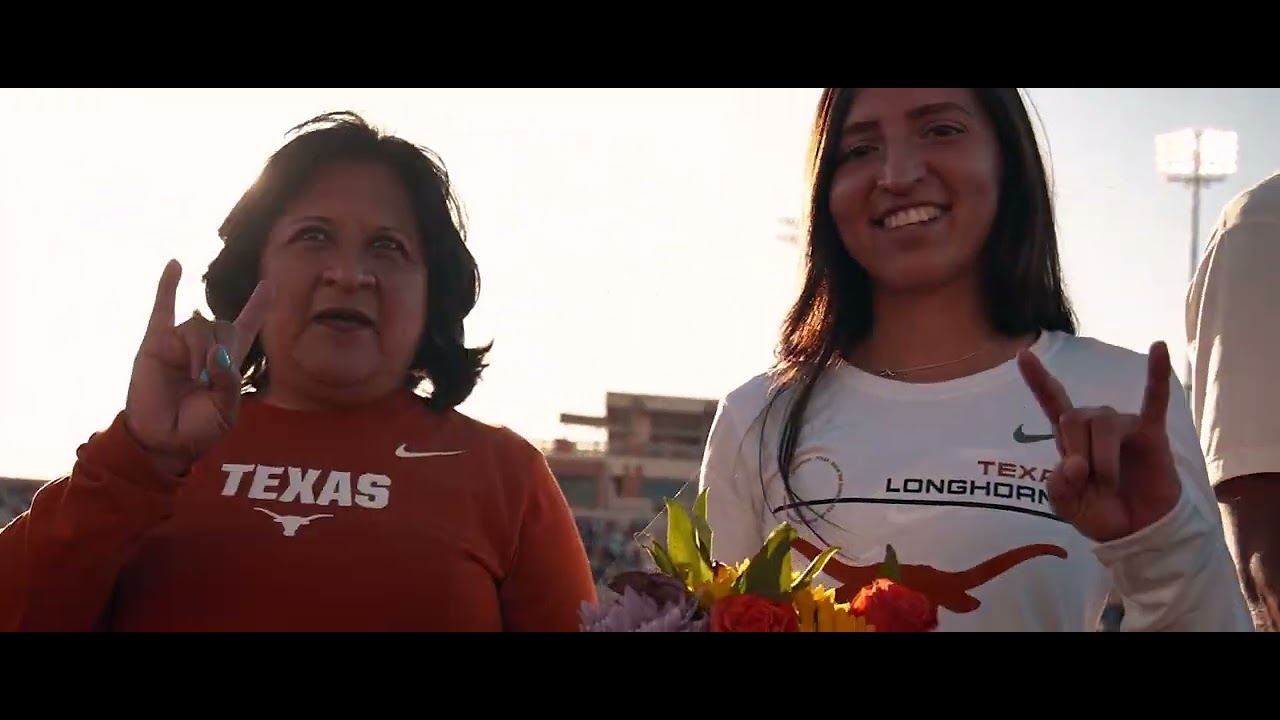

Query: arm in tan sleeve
[[1188, 214, 1280, 629], [0, 413, 182, 632], [499, 447, 597, 632], [1187, 218, 1280, 485]]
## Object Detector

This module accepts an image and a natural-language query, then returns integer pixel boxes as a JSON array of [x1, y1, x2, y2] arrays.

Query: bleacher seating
[[0, 478, 44, 528], [575, 514, 654, 583]]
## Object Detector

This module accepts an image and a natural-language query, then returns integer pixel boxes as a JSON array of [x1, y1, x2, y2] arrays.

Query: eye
[[926, 123, 965, 139], [293, 226, 330, 243], [371, 235, 408, 255], [840, 144, 878, 162]]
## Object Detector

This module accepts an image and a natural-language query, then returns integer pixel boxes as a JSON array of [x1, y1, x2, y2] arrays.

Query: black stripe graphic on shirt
[[772, 497, 1069, 524]]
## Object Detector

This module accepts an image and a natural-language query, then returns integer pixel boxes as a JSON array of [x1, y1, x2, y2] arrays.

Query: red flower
[[710, 594, 800, 633], [851, 579, 939, 632]]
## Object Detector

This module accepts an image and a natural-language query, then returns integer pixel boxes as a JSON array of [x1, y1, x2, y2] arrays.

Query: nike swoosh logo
[[395, 444, 466, 459], [1013, 425, 1055, 444]]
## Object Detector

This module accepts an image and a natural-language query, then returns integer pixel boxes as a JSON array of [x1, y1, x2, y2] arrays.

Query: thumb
[[204, 343, 244, 427]]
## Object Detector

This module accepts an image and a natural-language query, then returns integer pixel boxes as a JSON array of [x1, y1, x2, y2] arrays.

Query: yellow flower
[[694, 561, 747, 610], [793, 585, 875, 632]]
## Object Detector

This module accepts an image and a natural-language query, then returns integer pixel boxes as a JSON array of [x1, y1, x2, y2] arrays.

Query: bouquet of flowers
[[579, 489, 939, 632]]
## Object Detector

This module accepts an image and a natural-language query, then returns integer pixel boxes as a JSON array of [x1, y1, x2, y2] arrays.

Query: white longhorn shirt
[[699, 331, 1252, 632]]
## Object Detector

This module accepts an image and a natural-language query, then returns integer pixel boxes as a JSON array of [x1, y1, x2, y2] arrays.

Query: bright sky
[[2, 88, 1278, 481]]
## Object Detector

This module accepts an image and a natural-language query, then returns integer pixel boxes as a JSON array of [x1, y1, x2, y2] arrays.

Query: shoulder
[[714, 369, 811, 441], [1202, 173, 1280, 266], [413, 406, 570, 511], [1206, 175, 1280, 267], [708, 367, 848, 466], [1218, 171, 1280, 230], [423, 406, 547, 469], [1185, 178, 1280, 336], [1040, 333, 1160, 413], [1045, 332, 1149, 372], [719, 371, 780, 421]]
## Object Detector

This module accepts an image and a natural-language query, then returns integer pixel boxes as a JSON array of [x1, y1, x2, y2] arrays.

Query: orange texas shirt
[[0, 392, 598, 632]]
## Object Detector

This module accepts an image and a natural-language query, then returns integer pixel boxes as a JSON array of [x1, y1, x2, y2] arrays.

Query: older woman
[[0, 112, 596, 632]]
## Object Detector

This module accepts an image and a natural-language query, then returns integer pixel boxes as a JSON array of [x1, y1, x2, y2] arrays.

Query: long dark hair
[[203, 111, 491, 411], [764, 88, 1077, 533]]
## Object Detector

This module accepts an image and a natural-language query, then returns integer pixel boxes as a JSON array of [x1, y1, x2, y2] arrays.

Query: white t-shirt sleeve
[[1187, 217, 1280, 485], [1093, 375, 1253, 631], [699, 397, 768, 566]]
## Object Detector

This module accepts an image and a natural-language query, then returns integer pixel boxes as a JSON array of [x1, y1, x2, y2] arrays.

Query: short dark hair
[[203, 111, 491, 411]]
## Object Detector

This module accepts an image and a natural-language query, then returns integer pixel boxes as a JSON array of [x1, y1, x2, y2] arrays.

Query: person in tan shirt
[[1186, 171, 1280, 631]]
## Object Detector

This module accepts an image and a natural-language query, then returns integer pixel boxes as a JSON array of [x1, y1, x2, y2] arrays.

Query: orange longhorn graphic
[[792, 538, 1068, 614]]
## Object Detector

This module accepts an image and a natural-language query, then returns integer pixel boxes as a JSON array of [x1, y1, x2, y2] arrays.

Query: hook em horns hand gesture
[[1016, 342, 1183, 544], [123, 260, 274, 477]]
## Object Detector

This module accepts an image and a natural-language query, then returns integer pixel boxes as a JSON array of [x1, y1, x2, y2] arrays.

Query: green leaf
[[691, 515, 714, 569], [791, 544, 841, 593], [640, 534, 678, 577], [690, 488, 713, 569], [693, 488, 709, 524], [878, 545, 902, 583], [734, 523, 797, 601], [666, 500, 713, 586]]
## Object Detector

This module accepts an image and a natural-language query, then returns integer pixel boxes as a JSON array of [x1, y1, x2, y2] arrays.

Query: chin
[[871, 257, 973, 295], [296, 355, 382, 388]]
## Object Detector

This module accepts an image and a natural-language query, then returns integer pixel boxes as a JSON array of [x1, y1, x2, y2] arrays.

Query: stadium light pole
[[777, 216, 801, 245], [1155, 128, 1239, 393]]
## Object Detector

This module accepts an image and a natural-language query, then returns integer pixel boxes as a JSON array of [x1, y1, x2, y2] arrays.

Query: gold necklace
[[875, 342, 998, 379]]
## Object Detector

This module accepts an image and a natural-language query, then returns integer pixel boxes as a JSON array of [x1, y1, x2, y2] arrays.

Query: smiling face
[[257, 160, 427, 405], [828, 88, 1003, 295]]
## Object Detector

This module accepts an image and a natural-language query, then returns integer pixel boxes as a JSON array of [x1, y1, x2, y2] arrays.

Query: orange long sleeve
[[0, 414, 182, 632], [499, 450, 597, 631]]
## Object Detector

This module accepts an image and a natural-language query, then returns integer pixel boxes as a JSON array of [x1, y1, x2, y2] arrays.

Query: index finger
[[147, 259, 182, 336], [1016, 349, 1075, 426], [1140, 341, 1173, 428], [230, 280, 275, 364]]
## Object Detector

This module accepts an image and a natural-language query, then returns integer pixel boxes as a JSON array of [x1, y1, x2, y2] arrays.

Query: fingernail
[[199, 369, 211, 386], [215, 346, 232, 370]]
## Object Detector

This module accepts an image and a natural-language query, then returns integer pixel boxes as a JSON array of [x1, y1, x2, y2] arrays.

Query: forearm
[[1217, 473, 1280, 631], [1094, 491, 1254, 632], [0, 414, 181, 631]]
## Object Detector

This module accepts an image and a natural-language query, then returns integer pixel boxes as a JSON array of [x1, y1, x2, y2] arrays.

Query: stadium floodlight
[[1155, 127, 1239, 391]]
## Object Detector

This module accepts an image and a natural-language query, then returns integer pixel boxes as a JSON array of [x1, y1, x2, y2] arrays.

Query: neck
[[849, 281, 1027, 383], [261, 376, 407, 414]]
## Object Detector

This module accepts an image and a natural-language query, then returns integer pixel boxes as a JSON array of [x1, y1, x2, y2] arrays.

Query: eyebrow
[[291, 215, 408, 236], [294, 215, 333, 227], [842, 101, 973, 136]]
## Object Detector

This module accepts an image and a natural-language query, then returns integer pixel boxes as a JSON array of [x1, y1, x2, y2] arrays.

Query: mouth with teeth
[[875, 204, 950, 231], [311, 308, 376, 333]]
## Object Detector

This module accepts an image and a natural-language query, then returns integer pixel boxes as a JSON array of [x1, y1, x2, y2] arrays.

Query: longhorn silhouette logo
[[254, 507, 334, 537], [793, 537, 1068, 614]]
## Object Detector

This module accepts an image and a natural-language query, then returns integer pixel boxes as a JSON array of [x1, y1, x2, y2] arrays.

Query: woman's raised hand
[[1016, 342, 1183, 543], [123, 260, 273, 476]]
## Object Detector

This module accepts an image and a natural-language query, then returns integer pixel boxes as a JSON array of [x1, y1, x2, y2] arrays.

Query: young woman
[[0, 112, 596, 632], [698, 88, 1252, 632]]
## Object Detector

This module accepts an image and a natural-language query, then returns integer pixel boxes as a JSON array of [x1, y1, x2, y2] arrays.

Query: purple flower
[[608, 571, 693, 606], [580, 586, 709, 633]]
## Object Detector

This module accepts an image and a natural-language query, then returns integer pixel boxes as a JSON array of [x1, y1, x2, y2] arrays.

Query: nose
[[320, 248, 376, 291], [877, 145, 924, 193]]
